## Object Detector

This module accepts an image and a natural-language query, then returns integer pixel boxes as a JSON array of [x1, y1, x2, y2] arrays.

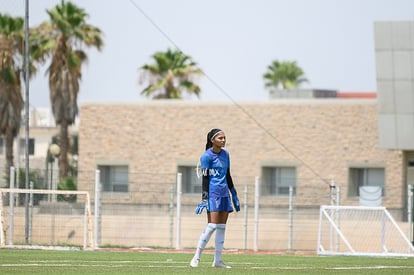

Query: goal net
[[318, 205, 414, 257], [0, 188, 93, 250]]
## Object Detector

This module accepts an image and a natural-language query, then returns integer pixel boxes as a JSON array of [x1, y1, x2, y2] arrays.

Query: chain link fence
[[0, 167, 412, 252]]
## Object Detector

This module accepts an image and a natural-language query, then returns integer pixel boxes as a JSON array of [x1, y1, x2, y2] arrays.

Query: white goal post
[[0, 188, 93, 249], [318, 205, 414, 257]]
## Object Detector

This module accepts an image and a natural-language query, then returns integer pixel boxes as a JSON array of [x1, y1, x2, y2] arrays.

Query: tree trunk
[[5, 128, 14, 178], [59, 120, 69, 179]]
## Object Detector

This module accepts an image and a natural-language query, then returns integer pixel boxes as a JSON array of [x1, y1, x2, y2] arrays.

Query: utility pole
[[23, 0, 30, 244]]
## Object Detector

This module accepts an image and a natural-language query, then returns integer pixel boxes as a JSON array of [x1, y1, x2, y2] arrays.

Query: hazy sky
[[2, 0, 414, 108]]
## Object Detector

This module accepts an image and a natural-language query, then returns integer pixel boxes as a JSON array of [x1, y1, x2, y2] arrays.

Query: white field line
[[1, 260, 414, 270]]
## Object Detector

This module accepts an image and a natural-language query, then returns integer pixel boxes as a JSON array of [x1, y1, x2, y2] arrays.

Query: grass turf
[[1, 249, 414, 274]]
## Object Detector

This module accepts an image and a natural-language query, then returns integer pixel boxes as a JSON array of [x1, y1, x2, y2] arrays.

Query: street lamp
[[49, 144, 60, 202], [49, 143, 61, 157]]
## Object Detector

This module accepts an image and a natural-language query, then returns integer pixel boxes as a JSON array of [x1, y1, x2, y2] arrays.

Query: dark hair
[[205, 128, 223, 150]]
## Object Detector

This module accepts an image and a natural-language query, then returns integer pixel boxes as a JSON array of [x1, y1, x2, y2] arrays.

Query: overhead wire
[[128, 0, 330, 185]]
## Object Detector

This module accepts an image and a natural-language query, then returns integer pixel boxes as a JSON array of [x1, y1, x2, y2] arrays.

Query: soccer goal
[[317, 205, 414, 257], [0, 188, 93, 250]]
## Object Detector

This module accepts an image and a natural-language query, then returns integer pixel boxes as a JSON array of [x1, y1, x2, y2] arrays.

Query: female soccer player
[[190, 128, 240, 268]]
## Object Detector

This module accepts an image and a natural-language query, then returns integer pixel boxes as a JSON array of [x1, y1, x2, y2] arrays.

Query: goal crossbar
[[0, 188, 93, 249], [318, 205, 414, 257]]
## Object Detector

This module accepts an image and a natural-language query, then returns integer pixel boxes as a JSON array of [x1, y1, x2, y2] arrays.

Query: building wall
[[0, 117, 77, 188], [375, 21, 414, 150], [0, 127, 60, 187], [77, 99, 404, 209]]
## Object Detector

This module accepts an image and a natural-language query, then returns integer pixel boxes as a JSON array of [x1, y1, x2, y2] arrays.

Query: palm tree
[[0, 13, 25, 176], [34, 1, 103, 178], [263, 60, 308, 90], [139, 48, 203, 99]]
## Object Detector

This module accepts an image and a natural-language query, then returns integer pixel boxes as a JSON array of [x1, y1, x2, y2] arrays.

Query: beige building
[[0, 108, 60, 187], [77, 99, 406, 212], [0, 107, 78, 189]]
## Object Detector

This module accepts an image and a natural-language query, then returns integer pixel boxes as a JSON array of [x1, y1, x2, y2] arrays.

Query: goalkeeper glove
[[195, 191, 209, 215], [230, 188, 240, 212], [195, 200, 208, 215]]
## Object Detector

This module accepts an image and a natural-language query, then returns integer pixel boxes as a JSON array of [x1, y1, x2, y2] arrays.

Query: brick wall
[[77, 100, 404, 209]]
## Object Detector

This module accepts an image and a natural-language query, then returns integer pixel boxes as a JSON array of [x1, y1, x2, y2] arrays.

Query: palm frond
[[139, 48, 203, 99], [263, 60, 308, 90]]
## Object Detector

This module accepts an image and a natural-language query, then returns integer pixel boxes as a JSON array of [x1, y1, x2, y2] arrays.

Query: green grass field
[[1, 248, 414, 275]]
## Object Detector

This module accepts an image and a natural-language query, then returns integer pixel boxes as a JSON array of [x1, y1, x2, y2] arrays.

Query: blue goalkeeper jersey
[[200, 148, 230, 198]]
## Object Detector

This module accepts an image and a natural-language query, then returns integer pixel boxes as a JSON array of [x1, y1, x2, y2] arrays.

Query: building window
[[98, 165, 129, 193], [261, 166, 296, 196], [348, 167, 385, 197], [19, 138, 35, 155], [178, 165, 201, 194]]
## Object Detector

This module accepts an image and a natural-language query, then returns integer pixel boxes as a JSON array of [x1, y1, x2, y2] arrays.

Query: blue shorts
[[208, 196, 234, 213]]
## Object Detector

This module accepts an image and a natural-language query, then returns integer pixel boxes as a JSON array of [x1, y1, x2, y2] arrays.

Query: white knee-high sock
[[214, 224, 226, 263], [194, 223, 217, 259]]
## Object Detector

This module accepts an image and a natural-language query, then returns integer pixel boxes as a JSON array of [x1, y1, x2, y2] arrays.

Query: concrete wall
[[375, 21, 414, 150]]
